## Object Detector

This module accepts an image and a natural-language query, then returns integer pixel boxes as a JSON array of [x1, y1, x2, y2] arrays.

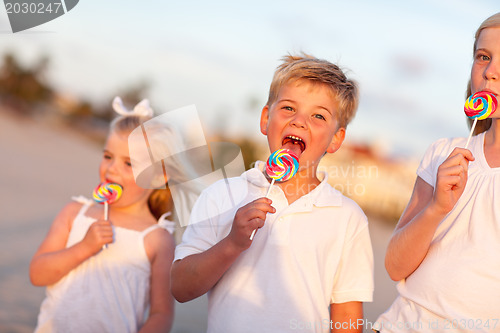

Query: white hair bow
[[158, 212, 175, 234], [112, 96, 154, 117]]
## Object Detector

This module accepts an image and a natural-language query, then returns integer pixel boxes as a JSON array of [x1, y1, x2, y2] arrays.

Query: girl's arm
[[385, 148, 474, 281], [139, 228, 175, 333], [330, 301, 363, 333], [29, 202, 113, 286]]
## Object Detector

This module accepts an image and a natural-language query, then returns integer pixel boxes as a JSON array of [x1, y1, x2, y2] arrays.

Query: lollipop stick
[[464, 118, 478, 149], [104, 202, 109, 221], [93, 182, 122, 250], [249, 229, 257, 240], [249, 179, 276, 240], [265, 178, 276, 198], [102, 202, 109, 249]]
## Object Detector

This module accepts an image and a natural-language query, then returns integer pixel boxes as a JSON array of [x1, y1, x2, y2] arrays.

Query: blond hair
[[111, 114, 174, 221], [466, 12, 500, 135], [266, 53, 358, 128]]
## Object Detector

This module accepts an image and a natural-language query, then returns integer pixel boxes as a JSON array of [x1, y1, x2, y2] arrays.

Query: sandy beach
[[0, 112, 398, 332]]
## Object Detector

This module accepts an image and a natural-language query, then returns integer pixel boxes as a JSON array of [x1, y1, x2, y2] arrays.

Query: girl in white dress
[[30, 97, 175, 333]]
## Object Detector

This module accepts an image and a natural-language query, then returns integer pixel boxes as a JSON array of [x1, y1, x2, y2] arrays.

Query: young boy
[[171, 54, 374, 333]]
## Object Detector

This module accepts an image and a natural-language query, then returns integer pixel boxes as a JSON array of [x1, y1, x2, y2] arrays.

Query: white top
[[375, 132, 500, 333], [175, 162, 374, 333], [35, 200, 164, 333]]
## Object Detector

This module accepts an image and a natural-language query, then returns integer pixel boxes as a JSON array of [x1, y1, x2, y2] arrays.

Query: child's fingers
[[87, 221, 114, 247], [439, 164, 467, 180], [248, 217, 266, 231], [231, 197, 277, 244], [438, 149, 473, 179], [245, 198, 276, 214], [432, 148, 474, 214], [251, 203, 276, 215], [441, 153, 469, 171], [446, 147, 474, 164], [93, 220, 113, 234]]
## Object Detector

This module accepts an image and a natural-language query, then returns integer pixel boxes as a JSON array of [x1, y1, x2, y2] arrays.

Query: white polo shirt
[[175, 162, 374, 333]]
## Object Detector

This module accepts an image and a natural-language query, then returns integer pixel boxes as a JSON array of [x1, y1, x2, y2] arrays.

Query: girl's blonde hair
[[266, 53, 358, 129], [111, 114, 174, 221], [466, 12, 500, 135]]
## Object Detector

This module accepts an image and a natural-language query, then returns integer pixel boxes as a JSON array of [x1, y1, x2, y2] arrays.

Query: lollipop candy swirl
[[464, 91, 498, 120], [93, 182, 123, 204], [266, 149, 299, 182], [250, 149, 299, 240]]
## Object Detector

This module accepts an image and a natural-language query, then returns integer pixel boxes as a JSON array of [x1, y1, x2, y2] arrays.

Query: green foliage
[[0, 53, 52, 114]]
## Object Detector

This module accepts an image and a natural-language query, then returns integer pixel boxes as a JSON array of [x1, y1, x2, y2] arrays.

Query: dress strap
[[71, 195, 93, 216], [158, 212, 175, 234], [141, 225, 161, 237]]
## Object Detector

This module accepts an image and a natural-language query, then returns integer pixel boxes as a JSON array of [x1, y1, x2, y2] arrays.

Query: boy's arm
[[29, 202, 113, 286], [385, 148, 473, 281], [330, 302, 363, 333], [171, 197, 275, 303]]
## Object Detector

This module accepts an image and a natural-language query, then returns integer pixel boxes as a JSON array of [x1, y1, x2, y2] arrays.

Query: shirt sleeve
[[174, 189, 220, 261], [330, 215, 374, 304], [173, 177, 245, 262], [416, 137, 458, 187]]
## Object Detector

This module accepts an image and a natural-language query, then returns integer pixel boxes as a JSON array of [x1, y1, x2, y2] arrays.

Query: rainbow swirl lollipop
[[265, 148, 299, 182], [92, 182, 122, 248], [464, 91, 498, 120], [463, 91, 498, 149], [93, 182, 123, 205], [250, 149, 299, 241]]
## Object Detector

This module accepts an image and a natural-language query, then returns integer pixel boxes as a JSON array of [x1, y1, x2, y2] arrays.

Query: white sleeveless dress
[[35, 199, 169, 333]]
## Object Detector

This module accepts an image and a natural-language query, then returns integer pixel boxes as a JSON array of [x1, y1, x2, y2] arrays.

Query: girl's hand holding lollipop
[[92, 182, 123, 248]]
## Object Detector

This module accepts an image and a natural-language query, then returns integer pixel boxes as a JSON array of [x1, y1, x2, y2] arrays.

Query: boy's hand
[[432, 147, 474, 215], [227, 198, 275, 251], [82, 220, 114, 253]]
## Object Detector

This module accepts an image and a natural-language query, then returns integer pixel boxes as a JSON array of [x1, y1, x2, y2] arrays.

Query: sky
[[1, 0, 499, 158]]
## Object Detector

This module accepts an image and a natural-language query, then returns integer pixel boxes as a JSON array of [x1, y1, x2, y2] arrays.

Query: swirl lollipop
[[250, 149, 299, 240], [265, 148, 299, 184], [93, 182, 122, 248], [93, 182, 123, 220], [464, 91, 498, 148]]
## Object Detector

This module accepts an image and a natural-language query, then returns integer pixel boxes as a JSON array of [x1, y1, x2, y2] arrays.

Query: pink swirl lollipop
[[93, 182, 123, 205], [464, 91, 498, 120], [464, 91, 498, 148], [93, 182, 122, 249], [93, 182, 123, 220], [265, 148, 299, 182], [250, 149, 299, 240]]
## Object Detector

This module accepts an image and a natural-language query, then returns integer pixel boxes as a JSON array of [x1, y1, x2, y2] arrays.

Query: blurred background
[[1, 1, 499, 332]]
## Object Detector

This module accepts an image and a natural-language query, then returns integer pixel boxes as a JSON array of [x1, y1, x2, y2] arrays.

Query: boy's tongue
[[281, 141, 303, 158]]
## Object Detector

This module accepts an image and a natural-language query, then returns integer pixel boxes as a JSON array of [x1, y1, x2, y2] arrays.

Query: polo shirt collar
[[243, 161, 343, 208]]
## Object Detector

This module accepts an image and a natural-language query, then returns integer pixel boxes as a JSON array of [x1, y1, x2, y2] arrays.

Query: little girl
[[375, 12, 500, 332], [30, 97, 175, 332]]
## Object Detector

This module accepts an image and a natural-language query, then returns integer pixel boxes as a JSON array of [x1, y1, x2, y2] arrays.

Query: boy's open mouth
[[281, 135, 306, 157]]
